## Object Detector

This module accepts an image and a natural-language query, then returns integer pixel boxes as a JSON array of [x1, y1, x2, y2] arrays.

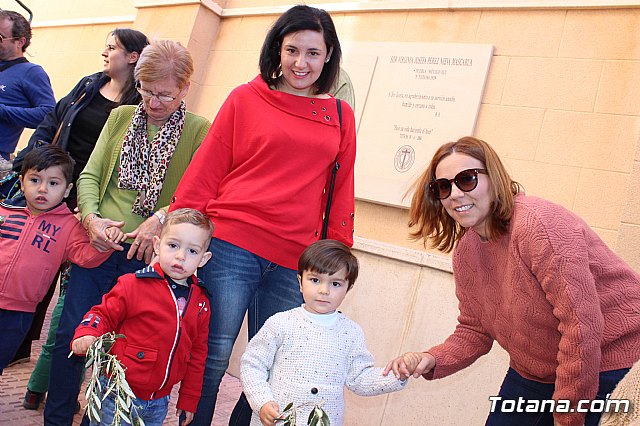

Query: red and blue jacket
[[73, 263, 210, 413]]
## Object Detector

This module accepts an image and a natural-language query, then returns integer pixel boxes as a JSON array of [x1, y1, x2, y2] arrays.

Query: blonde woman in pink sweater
[[384, 137, 640, 426]]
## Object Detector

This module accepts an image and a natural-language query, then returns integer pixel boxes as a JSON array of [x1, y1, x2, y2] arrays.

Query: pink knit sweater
[[426, 194, 640, 426]]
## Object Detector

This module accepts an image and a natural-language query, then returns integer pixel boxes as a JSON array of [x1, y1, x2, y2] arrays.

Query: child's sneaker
[[22, 389, 44, 410]]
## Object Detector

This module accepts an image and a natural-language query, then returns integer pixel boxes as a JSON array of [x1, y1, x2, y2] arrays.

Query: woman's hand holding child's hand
[[383, 351, 436, 380], [84, 214, 125, 252], [259, 401, 281, 426], [71, 336, 97, 356], [105, 226, 127, 244]]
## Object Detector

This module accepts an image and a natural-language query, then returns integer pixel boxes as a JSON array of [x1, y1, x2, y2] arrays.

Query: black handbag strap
[[0, 57, 28, 73], [321, 98, 342, 240]]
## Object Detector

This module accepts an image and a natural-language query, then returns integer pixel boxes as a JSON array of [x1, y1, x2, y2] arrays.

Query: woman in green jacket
[[44, 39, 211, 426]]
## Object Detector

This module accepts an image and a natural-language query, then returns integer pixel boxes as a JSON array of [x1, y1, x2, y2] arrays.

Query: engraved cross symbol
[[399, 148, 412, 169]]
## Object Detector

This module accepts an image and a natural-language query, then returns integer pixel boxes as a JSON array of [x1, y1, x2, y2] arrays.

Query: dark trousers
[[10, 269, 60, 364], [0, 309, 34, 373], [486, 367, 629, 426], [43, 247, 145, 426]]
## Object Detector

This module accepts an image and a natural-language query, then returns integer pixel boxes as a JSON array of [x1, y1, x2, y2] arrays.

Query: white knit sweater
[[240, 307, 406, 426]]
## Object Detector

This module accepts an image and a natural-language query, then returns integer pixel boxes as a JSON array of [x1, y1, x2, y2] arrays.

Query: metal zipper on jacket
[[150, 282, 193, 398]]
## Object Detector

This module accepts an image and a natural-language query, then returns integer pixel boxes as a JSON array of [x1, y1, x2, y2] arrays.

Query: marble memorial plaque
[[341, 42, 494, 207]]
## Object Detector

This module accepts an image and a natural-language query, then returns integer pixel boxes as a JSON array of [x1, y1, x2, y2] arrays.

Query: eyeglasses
[[136, 84, 178, 102], [428, 168, 488, 200], [0, 34, 19, 43]]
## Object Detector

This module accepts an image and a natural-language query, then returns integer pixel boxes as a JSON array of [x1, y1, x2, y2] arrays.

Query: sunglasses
[[428, 168, 488, 200]]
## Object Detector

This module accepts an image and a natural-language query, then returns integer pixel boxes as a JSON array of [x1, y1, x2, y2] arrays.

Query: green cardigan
[[77, 105, 210, 231]]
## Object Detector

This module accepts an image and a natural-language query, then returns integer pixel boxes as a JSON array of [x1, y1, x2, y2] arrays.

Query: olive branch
[[275, 400, 330, 426], [74, 332, 144, 426]]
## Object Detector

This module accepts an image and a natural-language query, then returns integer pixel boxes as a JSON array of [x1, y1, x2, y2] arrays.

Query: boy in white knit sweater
[[240, 239, 406, 426]]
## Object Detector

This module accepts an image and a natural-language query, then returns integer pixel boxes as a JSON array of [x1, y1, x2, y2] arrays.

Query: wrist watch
[[154, 210, 166, 225]]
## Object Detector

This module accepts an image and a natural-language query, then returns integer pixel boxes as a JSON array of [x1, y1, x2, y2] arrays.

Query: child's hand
[[383, 351, 436, 380], [105, 226, 127, 244], [71, 335, 97, 356], [259, 401, 280, 426], [176, 409, 194, 425]]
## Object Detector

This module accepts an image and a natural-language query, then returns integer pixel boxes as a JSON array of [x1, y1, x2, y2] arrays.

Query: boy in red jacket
[[71, 208, 213, 426], [0, 145, 113, 373]]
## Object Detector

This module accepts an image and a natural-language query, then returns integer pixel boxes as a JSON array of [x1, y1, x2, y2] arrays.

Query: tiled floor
[[0, 292, 242, 425]]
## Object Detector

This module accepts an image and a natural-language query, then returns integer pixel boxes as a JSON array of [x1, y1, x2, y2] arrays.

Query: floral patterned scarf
[[117, 101, 186, 217]]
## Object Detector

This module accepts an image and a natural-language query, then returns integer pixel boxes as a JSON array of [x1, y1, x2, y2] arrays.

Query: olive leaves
[[275, 400, 330, 426], [82, 332, 145, 426]]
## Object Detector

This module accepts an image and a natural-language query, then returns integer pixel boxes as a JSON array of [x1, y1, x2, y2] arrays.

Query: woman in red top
[[169, 5, 356, 425], [385, 137, 640, 426]]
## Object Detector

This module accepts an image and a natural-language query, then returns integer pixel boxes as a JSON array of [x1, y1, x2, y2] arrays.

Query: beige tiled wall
[[185, 4, 640, 269]]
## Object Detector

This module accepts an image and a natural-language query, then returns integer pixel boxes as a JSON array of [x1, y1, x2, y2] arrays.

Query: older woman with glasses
[[385, 136, 640, 426], [44, 40, 210, 426]]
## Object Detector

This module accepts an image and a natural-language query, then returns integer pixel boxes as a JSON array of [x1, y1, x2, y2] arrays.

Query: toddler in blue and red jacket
[[0, 145, 113, 373], [71, 208, 213, 426]]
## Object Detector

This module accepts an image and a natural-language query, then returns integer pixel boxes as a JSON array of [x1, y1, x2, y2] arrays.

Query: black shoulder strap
[[321, 99, 343, 240], [0, 57, 28, 73]]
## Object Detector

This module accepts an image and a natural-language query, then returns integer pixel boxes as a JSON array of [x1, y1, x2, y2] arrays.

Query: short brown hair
[[0, 11, 31, 51], [161, 208, 214, 247], [408, 136, 521, 253], [134, 40, 193, 88], [298, 240, 359, 290]]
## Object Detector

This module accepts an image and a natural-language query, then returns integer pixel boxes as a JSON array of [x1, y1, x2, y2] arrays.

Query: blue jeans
[[89, 377, 170, 426], [190, 238, 303, 426], [44, 247, 146, 426], [0, 309, 34, 373], [486, 367, 629, 426]]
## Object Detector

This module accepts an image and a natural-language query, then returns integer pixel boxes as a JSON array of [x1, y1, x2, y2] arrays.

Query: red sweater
[[426, 194, 640, 426], [170, 76, 356, 269], [73, 264, 210, 413], [0, 201, 110, 312]]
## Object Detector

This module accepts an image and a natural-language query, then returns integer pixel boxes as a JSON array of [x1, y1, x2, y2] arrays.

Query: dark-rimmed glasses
[[0, 34, 20, 43], [136, 83, 178, 103], [428, 168, 488, 200]]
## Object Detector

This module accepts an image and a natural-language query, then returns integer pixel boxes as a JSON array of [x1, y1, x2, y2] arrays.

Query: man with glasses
[[0, 10, 54, 169]]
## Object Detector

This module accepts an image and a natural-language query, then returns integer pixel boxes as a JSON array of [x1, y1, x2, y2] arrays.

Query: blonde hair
[[409, 136, 521, 253], [134, 40, 193, 88], [161, 208, 214, 247]]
